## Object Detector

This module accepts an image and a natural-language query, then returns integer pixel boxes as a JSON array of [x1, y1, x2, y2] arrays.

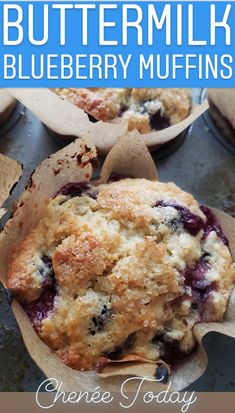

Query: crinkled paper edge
[[8, 88, 209, 155], [0, 89, 17, 126], [0, 153, 22, 219]]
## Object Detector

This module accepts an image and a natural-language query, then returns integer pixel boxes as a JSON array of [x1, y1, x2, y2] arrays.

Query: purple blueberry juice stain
[[149, 109, 171, 131], [118, 104, 128, 116], [24, 286, 56, 331], [200, 205, 229, 246], [156, 201, 205, 236], [152, 330, 195, 364], [108, 173, 132, 182], [155, 200, 229, 245], [56, 181, 97, 200], [183, 255, 217, 302]]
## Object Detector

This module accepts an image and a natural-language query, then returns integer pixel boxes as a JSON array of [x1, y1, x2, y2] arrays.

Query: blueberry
[[200, 205, 229, 246], [153, 331, 193, 364], [168, 218, 181, 231], [202, 252, 211, 260], [89, 305, 113, 335], [156, 201, 229, 243], [150, 109, 171, 131], [155, 366, 169, 383], [119, 104, 128, 116], [103, 332, 136, 360], [108, 173, 132, 182], [24, 285, 56, 331], [40, 255, 54, 288], [155, 201, 221, 303], [101, 305, 109, 316], [183, 256, 217, 302], [41, 255, 52, 266], [23, 256, 57, 330], [179, 208, 205, 236], [56, 182, 97, 200]]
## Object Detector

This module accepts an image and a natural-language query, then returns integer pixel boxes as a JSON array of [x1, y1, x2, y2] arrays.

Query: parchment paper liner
[[0, 153, 22, 219], [8, 88, 209, 155], [0, 89, 17, 127], [0, 131, 234, 392]]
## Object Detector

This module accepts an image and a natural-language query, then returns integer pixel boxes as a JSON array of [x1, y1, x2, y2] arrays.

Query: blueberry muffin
[[7, 179, 235, 371], [53, 88, 191, 134]]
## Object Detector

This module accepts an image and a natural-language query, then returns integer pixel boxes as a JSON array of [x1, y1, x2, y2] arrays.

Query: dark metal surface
[[0, 89, 235, 391]]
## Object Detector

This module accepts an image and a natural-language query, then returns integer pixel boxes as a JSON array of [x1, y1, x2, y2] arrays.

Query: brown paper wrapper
[[0, 117, 234, 392], [0, 209, 6, 219], [7, 88, 128, 154], [7, 88, 208, 155], [0, 153, 22, 218], [99, 130, 158, 183]]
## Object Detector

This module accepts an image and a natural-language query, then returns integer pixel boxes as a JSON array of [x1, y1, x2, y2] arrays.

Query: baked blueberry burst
[[8, 179, 235, 372]]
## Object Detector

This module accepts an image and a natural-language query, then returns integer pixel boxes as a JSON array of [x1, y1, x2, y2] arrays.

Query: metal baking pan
[[0, 88, 235, 391]]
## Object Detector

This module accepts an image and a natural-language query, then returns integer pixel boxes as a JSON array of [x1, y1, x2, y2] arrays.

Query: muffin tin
[[0, 89, 235, 391]]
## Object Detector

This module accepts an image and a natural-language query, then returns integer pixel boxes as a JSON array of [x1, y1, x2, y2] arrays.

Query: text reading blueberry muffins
[[7, 179, 235, 372]]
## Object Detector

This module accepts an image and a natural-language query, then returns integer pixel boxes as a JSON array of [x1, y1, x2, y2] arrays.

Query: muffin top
[[53, 88, 191, 134], [7, 179, 235, 371]]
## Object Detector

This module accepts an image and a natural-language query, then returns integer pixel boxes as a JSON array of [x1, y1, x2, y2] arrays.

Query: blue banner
[[0, 1, 234, 86]]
